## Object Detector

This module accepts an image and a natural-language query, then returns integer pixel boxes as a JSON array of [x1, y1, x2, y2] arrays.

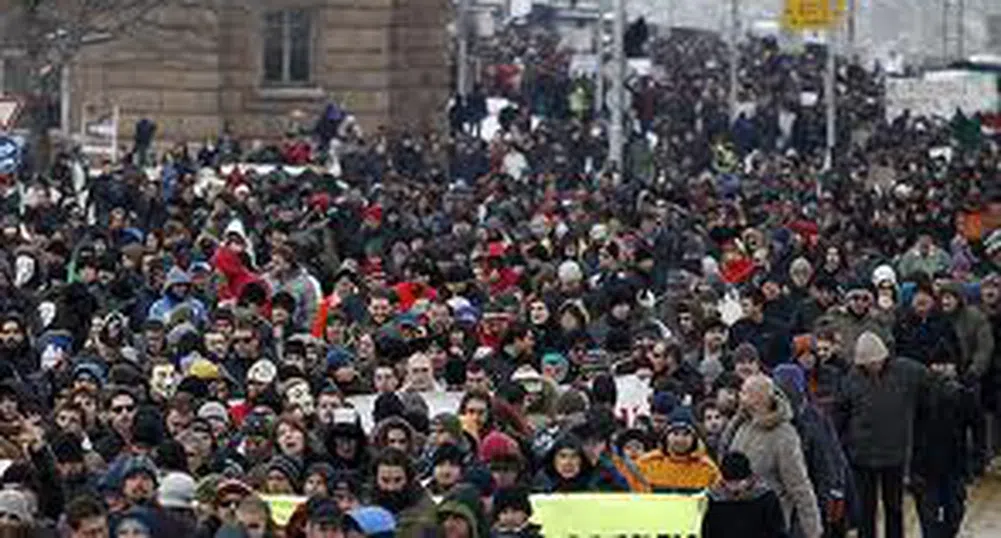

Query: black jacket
[[911, 374, 977, 481], [702, 481, 789, 538], [893, 311, 959, 365]]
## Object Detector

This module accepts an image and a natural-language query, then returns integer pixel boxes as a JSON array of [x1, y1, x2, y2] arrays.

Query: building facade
[[39, 0, 451, 144]]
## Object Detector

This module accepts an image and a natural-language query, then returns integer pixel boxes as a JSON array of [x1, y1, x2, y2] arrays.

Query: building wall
[[67, 0, 449, 145]]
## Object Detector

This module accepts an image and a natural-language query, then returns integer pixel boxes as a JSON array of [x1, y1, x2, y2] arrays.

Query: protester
[[702, 451, 789, 538], [0, 13, 997, 538]]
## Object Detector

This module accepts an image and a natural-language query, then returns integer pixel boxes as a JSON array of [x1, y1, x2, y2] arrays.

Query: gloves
[[825, 497, 845, 523]]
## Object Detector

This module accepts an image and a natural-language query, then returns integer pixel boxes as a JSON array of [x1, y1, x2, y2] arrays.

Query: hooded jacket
[[721, 389, 822, 538], [531, 435, 614, 493], [147, 267, 208, 326], [941, 283, 994, 380], [211, 244, 264, 304], [832, 356, 928, 469], [324, 420, 371, 473], [437, 500, 481, 538]]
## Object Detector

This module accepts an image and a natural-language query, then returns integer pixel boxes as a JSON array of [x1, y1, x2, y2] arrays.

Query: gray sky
[[615, 0, 998, 61]]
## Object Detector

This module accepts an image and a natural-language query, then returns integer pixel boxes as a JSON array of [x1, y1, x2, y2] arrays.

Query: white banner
[[885, 71, 998, 121], [345, 375, 653, 432]]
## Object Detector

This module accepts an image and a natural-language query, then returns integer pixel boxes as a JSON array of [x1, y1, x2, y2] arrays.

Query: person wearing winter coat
[[832, 332, 929, 538], [911, 340, 976, 538], [572, 409, 649, 493], [701, 451, 789, 538], [264, 245, 323, 330], [939, 281, 994, 475], [824, 280, 893, 355], [147, 267, 208, 327], [893, 281, 960, 366], [774, 364, 850, 538], [491, 487, 542, 538], [372, 448, 437, 538], [636, 407, 720, 493], [531, 434, 617, 493], [720, 374, 822, 538]]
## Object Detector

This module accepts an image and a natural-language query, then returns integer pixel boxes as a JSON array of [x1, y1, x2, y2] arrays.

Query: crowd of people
[[0, 18, 998, 538]]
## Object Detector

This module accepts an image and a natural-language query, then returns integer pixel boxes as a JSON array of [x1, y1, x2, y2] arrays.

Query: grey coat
[[947, 304, 994, 380], [833, 356, 929, 468], [722, 390, 823, 538]]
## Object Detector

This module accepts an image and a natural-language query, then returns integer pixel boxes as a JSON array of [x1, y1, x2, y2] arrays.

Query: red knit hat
[[477, 431, 520, 464]]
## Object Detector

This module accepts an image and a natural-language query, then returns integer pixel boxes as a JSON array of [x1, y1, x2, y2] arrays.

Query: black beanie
[[51, 432, 85, 464], [372, 393, 405, 424], [131, 407, 164, 448], [493, 487, 533, 518], [720, 451, 753, 481]]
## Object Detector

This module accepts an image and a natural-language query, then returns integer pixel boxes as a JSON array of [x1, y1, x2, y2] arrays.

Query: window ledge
[[255, 86, 326, 100]]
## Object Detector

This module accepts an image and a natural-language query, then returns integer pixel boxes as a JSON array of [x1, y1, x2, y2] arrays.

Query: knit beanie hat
[[666, 406, 697, 434], [477, 431, 520, 464], [854, 331, 889, 365], [720, 451, 753, 481], [557, 260, 584, 284], [493, 487, 533, 518], [651, 391, 679, 415], [373, 393, 406, 424], [772, 364, 807, 396], [266, 455, 302, 491]]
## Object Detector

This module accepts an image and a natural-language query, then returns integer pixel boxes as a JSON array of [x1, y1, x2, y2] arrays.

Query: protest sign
[[530, 493, 706, 537], [262, 495, 306, 526]]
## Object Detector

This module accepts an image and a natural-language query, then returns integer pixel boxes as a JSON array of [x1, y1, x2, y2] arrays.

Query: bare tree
[[1, 0, 175, 170]]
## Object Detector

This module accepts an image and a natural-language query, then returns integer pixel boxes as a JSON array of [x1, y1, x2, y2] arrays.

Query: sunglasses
[[111, 405, 135, 414]]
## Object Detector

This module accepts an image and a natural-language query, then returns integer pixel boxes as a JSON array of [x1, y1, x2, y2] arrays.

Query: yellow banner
[[262, 495, 306, 526], [529, 493, 706, 537], [782, 0, 846, 30]]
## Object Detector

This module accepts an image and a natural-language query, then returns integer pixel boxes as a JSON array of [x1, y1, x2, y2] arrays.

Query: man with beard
[[0, 313, 36, 379], [119, 455, 159, 509], [52, 432, 97, 501], [827, 280, 893, 356], [372, 448, 436, 537]]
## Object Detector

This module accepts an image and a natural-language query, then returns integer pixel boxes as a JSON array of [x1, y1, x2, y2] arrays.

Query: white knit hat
[[871, 264, 897, 287], [557, 260, 584, 284], [855, 331, 889, 365]]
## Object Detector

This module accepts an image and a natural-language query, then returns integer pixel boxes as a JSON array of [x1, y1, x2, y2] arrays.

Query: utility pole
[[594, 15, 604, 117], [608, 0, 625, 169], [457, 0, 470, 97], [728, 0, 739, 121], [824, 0, 837, 170], [846, 0, 856, 52]]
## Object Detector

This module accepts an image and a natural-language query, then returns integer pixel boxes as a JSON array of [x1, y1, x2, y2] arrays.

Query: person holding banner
[[636, 407, 720, 493]]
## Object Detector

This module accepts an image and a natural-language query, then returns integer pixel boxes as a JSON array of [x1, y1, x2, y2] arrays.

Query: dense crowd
[[0, 22, 998, 538]]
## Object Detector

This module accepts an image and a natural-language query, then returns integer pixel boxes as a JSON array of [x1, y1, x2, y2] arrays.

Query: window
[[263, 9, 311, 85]]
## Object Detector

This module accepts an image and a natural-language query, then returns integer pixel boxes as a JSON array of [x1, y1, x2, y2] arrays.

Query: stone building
[[2, 0, 451, 144]]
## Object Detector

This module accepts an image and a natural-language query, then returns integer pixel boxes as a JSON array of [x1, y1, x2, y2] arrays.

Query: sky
[[614, 0, 999, 62]]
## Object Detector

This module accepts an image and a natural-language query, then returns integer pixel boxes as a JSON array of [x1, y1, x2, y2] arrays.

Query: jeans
[[852, 465, 904, 538], [914, 474, 966, 538]]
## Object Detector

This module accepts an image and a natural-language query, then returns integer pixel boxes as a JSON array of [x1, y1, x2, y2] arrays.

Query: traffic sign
[[782, 0, 845, 31], [0, 136, 22, 175], [0, 96, 24, 131]]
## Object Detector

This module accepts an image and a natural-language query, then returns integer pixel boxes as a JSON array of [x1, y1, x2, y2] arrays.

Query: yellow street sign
[[782, 0, 846, 30]]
